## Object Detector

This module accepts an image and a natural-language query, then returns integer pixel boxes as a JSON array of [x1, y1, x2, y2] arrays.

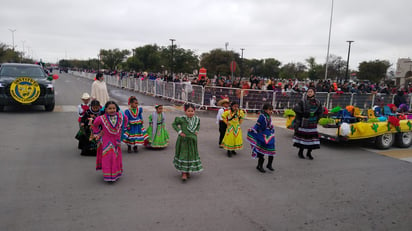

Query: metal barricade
[[69, 71, 410, 111], [352, 93, 374, 109], [174, 83, 184, 102], [241, 89, 273, 111], [163, 82, 175, 100], [273, 91, 289, 109], [327, 93, 352, 109], [204, 86, 238, 106], [190, 85, 204, 106], [140, 78, 148, 94], [373, 93, 393, 107]]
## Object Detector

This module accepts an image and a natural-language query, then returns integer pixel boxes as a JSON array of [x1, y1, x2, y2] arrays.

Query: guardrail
[[70, 71, 412, 112]]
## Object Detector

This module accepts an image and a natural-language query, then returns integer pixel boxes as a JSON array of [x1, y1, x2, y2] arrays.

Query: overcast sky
[[1, 0, 411, 70]]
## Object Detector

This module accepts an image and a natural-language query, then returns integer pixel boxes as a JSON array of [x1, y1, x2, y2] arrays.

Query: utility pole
[[170, 39, 175, 78], [345, 40, 354, 81], [324, 0, 334, 80], [21, 40, 26, 62], [225, 42, 229, 51], [240, 48, 245, 77]]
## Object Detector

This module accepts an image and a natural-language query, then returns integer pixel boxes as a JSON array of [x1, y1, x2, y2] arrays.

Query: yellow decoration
[[10, 77, 41, 104]]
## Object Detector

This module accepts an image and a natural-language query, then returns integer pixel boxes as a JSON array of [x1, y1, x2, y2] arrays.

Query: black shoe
[[298, 149, 305, 159], [307, 153, 314, 160], [266, 165, 274, 171], [127, 146, 132, 153], [232, 151, 236, 155], [256, 166, 266, 173], [227, 150, 232, 158], [133, 146, 138, 153]]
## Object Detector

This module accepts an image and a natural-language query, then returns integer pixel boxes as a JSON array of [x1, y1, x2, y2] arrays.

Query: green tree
[[200, 49, 240, 77], [326, 55, 346, 81], [279, 62, 307, 80], [261, 58, 281, 78], [305, 57, 324, 80], [169, 47, 199, 74], [0, 43, 21, 63], [159, 46, 199, 75], [99, 48, 130, 71], [357, 60, 391, 83], [58, 59, 71, 68]]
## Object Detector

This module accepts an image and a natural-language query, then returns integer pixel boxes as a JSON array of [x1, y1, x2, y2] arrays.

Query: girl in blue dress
[[247, 103, 276, 173], [123, 96, 148, 153]]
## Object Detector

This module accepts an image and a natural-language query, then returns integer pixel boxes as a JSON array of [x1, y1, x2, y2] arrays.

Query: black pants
[[219, 120, 227, 145]]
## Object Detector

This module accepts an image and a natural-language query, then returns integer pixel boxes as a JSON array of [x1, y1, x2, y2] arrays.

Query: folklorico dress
[[76, 107, 102, 155], [122, 107, 148, 146], [78, 103, 89, 123], [172, 115, 203, 173], [292, 96, 323, 150], [247, 112, 276, 158], [93, 112, 128, 182], [221, 109, 245, 151], [146, 112, 169, 148]]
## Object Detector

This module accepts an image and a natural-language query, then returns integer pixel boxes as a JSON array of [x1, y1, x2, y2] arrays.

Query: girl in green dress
[[146, 105, 169, 148], [172, 104, 203, 181]]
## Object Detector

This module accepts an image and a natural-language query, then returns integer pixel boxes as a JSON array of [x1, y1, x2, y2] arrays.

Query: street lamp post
[[97, 53, 100, 72], [240, 48, 245, 77], [170, 39, 175, 78], [324, 0, 334, 80], [9, 28, 16, 51], [345, 40, 354, 81]]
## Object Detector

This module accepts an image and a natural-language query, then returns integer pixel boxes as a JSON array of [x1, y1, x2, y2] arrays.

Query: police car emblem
[[10, 77, 41, 104]]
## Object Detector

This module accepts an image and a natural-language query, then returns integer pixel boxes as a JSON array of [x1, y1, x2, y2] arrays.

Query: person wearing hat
[[77, 92, 91, 125], [216, 98, 230, 148], [292, 87, 323, 160]]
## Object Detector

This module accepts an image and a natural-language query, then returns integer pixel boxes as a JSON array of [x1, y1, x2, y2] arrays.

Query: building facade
[[395, 58, 412, 87]]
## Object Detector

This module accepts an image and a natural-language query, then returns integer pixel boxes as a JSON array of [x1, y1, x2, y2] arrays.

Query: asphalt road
[[1, 72, 411, 231]]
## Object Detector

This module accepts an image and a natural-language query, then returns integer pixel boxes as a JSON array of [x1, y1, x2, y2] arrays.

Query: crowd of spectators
[[76, 68, 412, 96]]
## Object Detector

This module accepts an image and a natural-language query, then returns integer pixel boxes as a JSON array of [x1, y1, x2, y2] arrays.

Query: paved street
[[1, 72, 411, 231]]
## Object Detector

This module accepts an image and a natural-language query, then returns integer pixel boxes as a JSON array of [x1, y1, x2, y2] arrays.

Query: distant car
[[0, 63, 58, 111]]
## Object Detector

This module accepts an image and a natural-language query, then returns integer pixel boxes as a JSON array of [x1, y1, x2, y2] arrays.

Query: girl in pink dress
[[91, 101, 128, 182]]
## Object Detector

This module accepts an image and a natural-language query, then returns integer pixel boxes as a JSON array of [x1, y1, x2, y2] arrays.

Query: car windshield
[[0, 66, 47, 79]]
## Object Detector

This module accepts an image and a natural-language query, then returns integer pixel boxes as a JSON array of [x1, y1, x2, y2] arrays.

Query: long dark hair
[[103, 100, 120, 114], [262, 103, 273, 111], [96, 72, 103, 80], [184, 103, 195, 111]]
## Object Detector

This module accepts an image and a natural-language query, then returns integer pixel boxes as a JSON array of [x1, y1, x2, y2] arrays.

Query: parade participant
[[76, 99, 102, 156], [77, 92, 90, 125], [172, 103, 203, 181], [122, 96, 148, 153], [91, 101, 127, 182], [146, 104, 169, 148], [216, 98, 230, 148], [91, 72, 110, 106], [221, 101, 245, 157], [292, 87, 323, 160], [247, 104, 276, 173]]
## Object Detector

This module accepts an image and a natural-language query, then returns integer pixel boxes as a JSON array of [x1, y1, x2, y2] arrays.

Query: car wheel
[[0, 105, 4, 112], [375, 133, 394, 149], [45, 103, 55, 112], [395, 132, 412, 148]]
